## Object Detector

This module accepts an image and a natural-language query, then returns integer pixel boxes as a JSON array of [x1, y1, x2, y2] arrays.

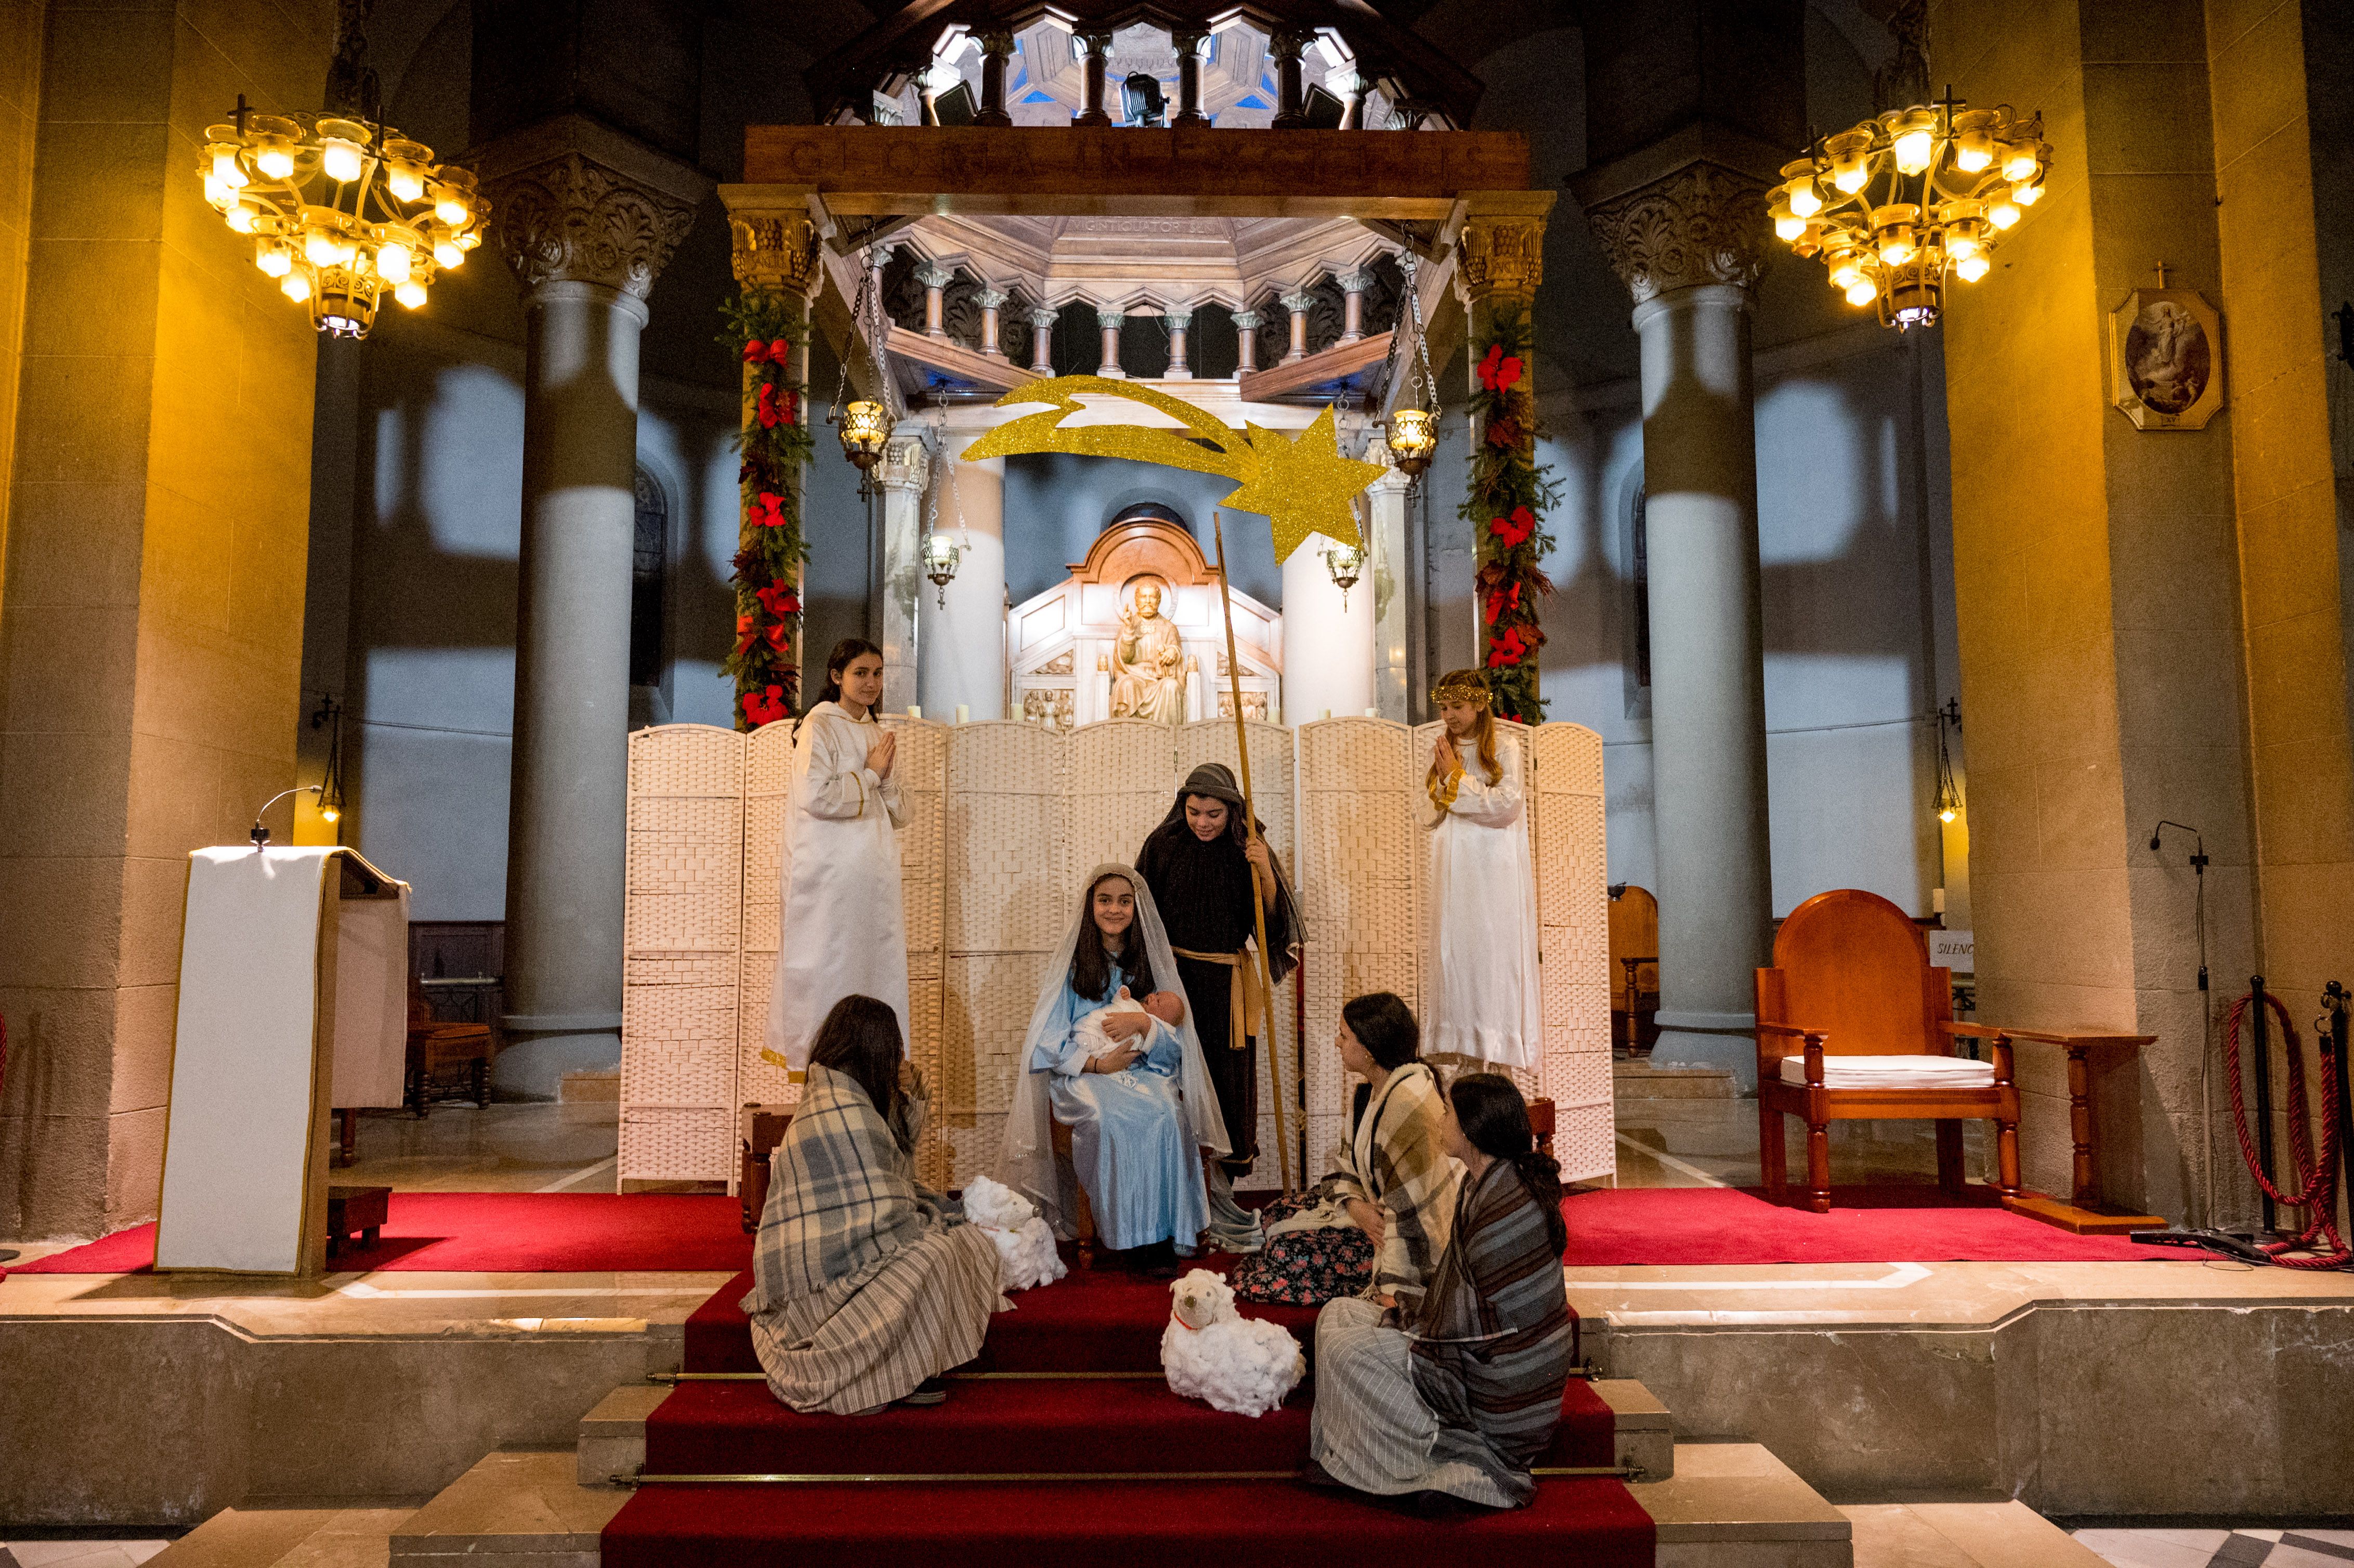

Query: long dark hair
[[807, 995, 904, 1119], [1449, 1073, 1567, 1258], [1070, 871, 1155, 1003], [1342, 992, 1419, 1071], [810, 637, 884, 712]]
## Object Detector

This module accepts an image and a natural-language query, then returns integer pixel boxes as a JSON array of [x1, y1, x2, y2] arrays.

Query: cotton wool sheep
[[962, 1174, 1066, 1293], [1160, 1268, 1304, 1418]]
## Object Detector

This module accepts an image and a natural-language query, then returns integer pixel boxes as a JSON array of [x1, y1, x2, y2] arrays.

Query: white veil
[[1002, 863, 1231, 1237]]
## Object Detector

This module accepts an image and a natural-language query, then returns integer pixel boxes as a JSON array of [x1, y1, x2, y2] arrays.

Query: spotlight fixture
[[1773, 90, 2049, 331]]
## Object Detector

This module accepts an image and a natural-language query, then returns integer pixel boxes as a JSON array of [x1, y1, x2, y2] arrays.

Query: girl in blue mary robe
[[1003, 865, 1230, 1253]]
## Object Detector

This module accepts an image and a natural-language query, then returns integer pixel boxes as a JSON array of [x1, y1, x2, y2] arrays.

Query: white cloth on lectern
[[1424, 733, 1544, 1069], [765, 702, 910, 1068]]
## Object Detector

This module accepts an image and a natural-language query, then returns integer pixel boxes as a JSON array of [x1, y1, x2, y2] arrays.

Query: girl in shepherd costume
[[1134, 762, 1303, 1253]]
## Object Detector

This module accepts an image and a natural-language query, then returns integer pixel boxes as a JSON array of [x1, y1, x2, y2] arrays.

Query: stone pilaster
[[1279, 289, 1315, 363], [975, 288, 1008, 358], [479, 115, 711, 1096], [1162, 306, 1193, 378], [917, 263, 952, 338], [1095, 306, 1126, 377], [875, 437, 928, 716], [1336, 270, 1372, 342], [1231, 309, 1262, 372]]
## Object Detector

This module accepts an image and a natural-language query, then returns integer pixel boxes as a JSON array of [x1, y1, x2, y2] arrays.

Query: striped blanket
[[744, 1063, 1002, 1414]]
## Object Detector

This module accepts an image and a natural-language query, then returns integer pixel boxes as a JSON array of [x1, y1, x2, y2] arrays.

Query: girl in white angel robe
[[1422, 669, 1544, 1069], [765, 639, 910, 1069]]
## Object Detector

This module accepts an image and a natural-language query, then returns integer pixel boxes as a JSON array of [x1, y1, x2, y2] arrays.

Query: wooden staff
[[1211, 512, 1294, 1196]]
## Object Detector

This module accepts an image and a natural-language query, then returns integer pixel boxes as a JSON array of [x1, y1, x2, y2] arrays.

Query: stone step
[[576, 1375, 1679, 1487], [560, 1069, 621, 1126], [400, 1439, 1842, 1567], [139, 1504, 423, 1567], [1615, 1060, 1740, 1099]]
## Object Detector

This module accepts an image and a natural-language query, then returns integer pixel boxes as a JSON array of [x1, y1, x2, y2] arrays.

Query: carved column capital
[[1582, 161, 1772, 305], [1457, 211, 1549, 303], [725, 196, 822, 298], [478, 116, 712, 302]]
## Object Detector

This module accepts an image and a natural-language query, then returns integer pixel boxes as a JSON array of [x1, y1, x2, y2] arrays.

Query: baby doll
[[1073, 987, 1185, 1069]]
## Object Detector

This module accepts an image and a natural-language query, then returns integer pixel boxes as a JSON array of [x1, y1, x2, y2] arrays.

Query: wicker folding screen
[[1530, 723, 1614, 1183], [620, 724, 746, 1188]]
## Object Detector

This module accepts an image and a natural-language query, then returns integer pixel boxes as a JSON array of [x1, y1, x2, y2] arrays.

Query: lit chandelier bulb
[[1829, 256, 1864, 290], [434, 239, 464, 268], [203, 175, 230, 208], [281, 272, 312, 302], [255, 243, 292, 277], [306, 231, 342, 268], [395, 280, 428, 309], [387, 165, 425, 203], [377, 242, 413, 283], [434, 194, 469, 226], [1989, 201, 2021, 230], [322, 139, 363, 184], [1774, 210, 1807, 242], [211, 150, 247, 188], [2012, 182, 2044, 206], [1833, 162, 1869, 195], [1955, 141, 1992, 174], [256, 146, 295, 180], [1892, 128, 1933, 175], [1878, 233, 1915, 267], [1845, 278, 1878, 307], [225, 203, 256, 234], [1788, 184, 1822, 218], [2000, 147, 2039, 183], [1955, 254, 1991, 283]]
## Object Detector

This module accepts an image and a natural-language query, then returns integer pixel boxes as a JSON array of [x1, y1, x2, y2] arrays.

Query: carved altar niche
[[1008, 514, 1282, 729]]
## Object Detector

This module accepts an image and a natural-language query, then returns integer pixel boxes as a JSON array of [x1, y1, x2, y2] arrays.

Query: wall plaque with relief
[[2109, 287, 2223, 430]]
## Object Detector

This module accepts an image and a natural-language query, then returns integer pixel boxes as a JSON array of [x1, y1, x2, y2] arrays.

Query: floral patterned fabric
[[1230, 1194, 1374, 1305]]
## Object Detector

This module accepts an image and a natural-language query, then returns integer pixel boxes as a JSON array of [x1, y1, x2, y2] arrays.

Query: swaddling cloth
[[1074, 988, 1150, 1066]]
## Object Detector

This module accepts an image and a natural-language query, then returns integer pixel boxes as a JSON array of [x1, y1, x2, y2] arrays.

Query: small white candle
[[1931, 886, 1946, 914], [907, 705, 922, 720], [1364, 707, 1378, 717], [956, 704, 970, 725]]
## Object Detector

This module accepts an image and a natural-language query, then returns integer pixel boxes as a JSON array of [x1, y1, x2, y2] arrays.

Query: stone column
[[975, 287, 1008, 358], [1095, 306, 1126, 377], [875, 437, 928, 714], [1279, 289, 1315, 362], [1269, 31, 1309, 128], [1231, 309, 1262, 372], [480, 116, 708, 1097], [1027, 304, 1058, 374], [918, 439, 1008, 721], [974, 30, 1016, 127], [1172, 32, 1210, 125], [1580, 164, 1773, 1086], [1281, 533, 1377, 722], [1074, 32, 1114, 127], [918, 263, 952, 338], [1162, 306, 1193, 379], [1337, 270, 1371, 343], [1366, 447, 1415, 722]]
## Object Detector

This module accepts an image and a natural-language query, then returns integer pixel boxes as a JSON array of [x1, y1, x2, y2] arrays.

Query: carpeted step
[[601, 1473, 1655, 1568], [687, 1264, 1323, 1375], [641, 1375, 1617, 1477]]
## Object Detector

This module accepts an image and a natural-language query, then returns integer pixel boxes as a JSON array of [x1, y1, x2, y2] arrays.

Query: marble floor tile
[[3, 1547, 172, 1567], [337, 1104, 616, 1193], [2072, 1529, 2232, 1568], [2270, 1547, 2354, 1568]]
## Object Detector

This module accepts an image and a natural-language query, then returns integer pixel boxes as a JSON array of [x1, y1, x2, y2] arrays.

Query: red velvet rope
[[2221, 991, 2350, 1269]]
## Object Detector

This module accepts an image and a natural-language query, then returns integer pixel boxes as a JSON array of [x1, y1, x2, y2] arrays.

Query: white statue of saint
[[1109, 581, 1187, 725]]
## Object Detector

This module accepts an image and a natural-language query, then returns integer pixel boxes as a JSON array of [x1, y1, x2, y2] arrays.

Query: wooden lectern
[[155, 846, 409, 1275]]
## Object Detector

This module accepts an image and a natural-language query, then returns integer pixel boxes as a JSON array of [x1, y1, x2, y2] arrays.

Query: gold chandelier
[[1772, 93, 2048, 330], [200, 94, 489, 339]]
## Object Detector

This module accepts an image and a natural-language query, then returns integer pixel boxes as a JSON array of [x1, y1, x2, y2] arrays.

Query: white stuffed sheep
[[1160, 1268, 1304, 1418], [963, 1174, 1067, 1293]]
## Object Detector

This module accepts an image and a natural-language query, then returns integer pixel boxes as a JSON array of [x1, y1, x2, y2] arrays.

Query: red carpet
[[607, 1263, 1644, 1568], [1561, 1183, 2183, 1264], [13, 1193, 752, 1274]]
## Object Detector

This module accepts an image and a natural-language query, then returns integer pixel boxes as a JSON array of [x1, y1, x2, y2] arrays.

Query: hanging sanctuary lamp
[[1772, 90, 2049, 330], [833, 252, 900, 478], [1384, 249, 1437, 475]]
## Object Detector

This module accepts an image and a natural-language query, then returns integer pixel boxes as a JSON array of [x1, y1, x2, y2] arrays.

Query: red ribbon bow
[[755, 582, 800, 619], [741, 338, 791, 366], [1489, 505, 1535, 548], [1486, 626, 1530, 668], [756, 383, 799, 429], [752, 492, 787, 529], [1484, 580, 1523, 624], [1477, 343, 1524, 393], [742, 684, 790, 727]]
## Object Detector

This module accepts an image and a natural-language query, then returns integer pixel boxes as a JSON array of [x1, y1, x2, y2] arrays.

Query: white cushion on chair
[[1777, 1054, 1996, 1090]]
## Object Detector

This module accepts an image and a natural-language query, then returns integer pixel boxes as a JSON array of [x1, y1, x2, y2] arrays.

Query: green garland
[[718, 290, 814, 730], [1457, 301, 1561, 723]]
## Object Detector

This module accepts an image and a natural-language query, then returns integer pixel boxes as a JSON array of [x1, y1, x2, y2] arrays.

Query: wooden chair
[[1756, 889, 2020, 1213], [1607, 885, 1660, 1056], [1048, 1115, 1097, 1268], [405, 992, 491, 1116]]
